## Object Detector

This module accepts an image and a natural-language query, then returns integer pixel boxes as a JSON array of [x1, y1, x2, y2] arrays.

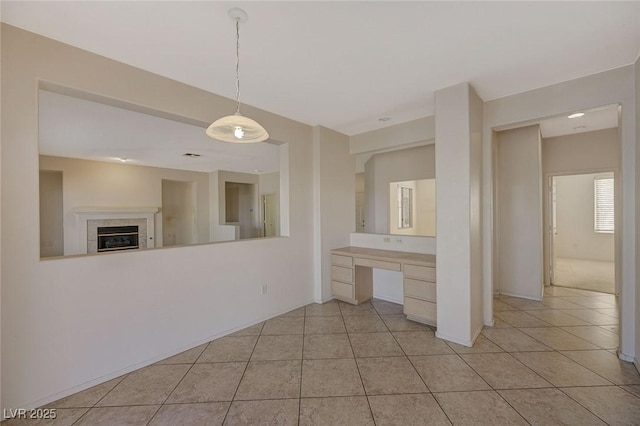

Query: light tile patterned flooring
[[10, 287, 640, 425]]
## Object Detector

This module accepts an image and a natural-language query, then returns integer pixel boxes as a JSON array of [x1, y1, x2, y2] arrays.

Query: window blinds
[[594, 177, 614, 233]]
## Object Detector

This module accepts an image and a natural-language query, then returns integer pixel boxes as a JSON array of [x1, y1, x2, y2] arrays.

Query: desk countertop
[[331, 246, 436, 267]]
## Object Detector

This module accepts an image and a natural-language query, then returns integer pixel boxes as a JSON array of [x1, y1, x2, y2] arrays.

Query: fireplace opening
[[97, 225, 139, 252]]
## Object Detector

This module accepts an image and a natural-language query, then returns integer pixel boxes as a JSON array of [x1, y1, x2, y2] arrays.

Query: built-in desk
[[331, 246, 437, 325]]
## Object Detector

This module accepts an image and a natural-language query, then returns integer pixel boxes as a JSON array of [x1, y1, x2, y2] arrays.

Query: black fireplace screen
[[97, 226, 139, 252]]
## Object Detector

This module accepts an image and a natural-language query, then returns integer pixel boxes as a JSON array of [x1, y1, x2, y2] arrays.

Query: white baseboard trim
[[618, 351, 635, 363], [436, 325, 483, 348], [436, 331, 470, 347], [484, 319, 495, 327], [371, 294, 404, 305], [498, 291, 543, 302], [315, 296, 335, 304], [20, 299, 316, 411]]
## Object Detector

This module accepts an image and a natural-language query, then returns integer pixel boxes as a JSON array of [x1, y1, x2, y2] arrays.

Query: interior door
[[263, 193, 277, 237], [550, 177, 557, 284]]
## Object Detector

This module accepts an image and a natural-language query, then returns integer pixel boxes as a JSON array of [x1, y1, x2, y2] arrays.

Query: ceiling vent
[[182, 153, 201, 158]]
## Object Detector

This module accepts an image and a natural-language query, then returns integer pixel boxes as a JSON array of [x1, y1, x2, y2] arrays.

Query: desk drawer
[[354, 258, 401, 271], [332, 281, 354, 300], [404, 264, 436, 281], [404, 278, 436, 302], [404, 297, 437, 323], [332, 265, 354, 283], [331, 254, 353, 267]]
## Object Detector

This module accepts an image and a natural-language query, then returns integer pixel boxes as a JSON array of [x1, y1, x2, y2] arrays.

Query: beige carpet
[[553, 257, 615, 294]]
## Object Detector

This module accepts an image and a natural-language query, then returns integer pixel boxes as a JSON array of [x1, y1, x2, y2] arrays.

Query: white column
[[435, 82, 484, 346]]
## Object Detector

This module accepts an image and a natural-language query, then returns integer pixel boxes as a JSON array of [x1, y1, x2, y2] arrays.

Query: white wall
[[496, 126, 544, 300], [364, 145, 435, 234], [435, 82, 483, 347], [39, 155, 211, 255], [554, 173, 615, 262], [313, 126, 354, 302], [483, 65, 636, 360], [635, 55, 640, 368], [2, 24, 316, 410]]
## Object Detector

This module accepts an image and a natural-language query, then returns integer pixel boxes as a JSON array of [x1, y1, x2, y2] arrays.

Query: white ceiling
[[3, 1, 640, 135], [539, 105, 619, 139], [39, 90, 281, 174]]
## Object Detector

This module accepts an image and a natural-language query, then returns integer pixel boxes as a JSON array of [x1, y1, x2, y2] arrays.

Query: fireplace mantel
[[73, 207, 159, 255]]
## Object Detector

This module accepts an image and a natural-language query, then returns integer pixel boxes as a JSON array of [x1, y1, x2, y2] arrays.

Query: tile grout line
[[378, 302, 456, 425], [219, 321, 264, 425], [297, 309, 307, 426], [342, 301, 378, 426]]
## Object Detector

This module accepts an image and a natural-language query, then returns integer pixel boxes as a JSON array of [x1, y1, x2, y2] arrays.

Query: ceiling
[[39, 90, 281, 174], [3, 1, 640, 135], [539, 105, 619, 139]]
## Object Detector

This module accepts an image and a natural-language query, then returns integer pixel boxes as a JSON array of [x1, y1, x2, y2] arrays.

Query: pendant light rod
[[206, 8, 268, 143], [234, 17, 241, 114]]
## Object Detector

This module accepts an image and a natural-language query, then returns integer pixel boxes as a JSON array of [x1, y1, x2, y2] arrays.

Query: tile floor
[[9, 287, 640, 425]]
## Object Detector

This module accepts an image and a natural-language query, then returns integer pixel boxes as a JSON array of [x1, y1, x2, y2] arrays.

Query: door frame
[[543, 168, 619, 295]]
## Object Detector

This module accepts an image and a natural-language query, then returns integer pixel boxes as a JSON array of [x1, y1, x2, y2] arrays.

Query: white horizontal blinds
[[594, 177, 614, 233]]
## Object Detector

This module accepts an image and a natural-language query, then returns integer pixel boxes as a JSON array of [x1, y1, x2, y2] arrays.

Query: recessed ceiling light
[[378, 117, 391, 122], [117, 158, 128, 163], [182, 153, 201, 158], [253, 169, 263, 173], [568, 112, 585, 119]]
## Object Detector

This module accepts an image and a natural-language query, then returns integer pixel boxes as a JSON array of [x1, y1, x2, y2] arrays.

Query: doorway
[[225, 181, 258, 239], [162, 179, 197, 246], [549, 172, 615, 294], [262, 193, 277, 237]]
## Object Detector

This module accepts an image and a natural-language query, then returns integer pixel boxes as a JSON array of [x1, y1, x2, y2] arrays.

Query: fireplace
[[73, 207, 157, 255], [97, 225, 139, 252]]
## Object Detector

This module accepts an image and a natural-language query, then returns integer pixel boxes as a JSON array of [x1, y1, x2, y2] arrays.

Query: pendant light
[[206, 8, 269, 143]]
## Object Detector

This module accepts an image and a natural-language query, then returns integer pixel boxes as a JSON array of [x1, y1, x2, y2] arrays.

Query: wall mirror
[[354, 144, 436, 237], [38, 88, 286, 259]]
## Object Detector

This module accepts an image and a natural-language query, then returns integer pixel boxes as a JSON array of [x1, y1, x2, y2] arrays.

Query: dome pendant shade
[[206, 8, 268, 144], [206, 113, 269, 143]]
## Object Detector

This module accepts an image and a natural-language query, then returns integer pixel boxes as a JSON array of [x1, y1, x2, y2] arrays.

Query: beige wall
[[313, 126, 354, 302], [350, 116, 435, 155], [543, 127, 620, 174], [39, 170, 63, 257], [484, 65, 636, 359], [635, 55, 640, 367], [496, 126, 544, 300], [39, 155, 211, 255], [554, 173, 615, 262], [435, 82, 484, 346], [364, 144, 435, 234], [1, 24, 317, 410]]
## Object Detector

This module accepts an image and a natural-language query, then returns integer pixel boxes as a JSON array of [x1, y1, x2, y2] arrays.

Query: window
[[594, 176, 614, 233], [398, 185, 412, 229]]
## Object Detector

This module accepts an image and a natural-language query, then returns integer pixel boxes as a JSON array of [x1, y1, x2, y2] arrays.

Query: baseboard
[[19, 299, 315, 411], [371, 294, 404, 305], [436, 331, 472, 347], [315, 295, 335, 304], [618, 351, 635, 363], [484, 318, 495, 327], [498, 291, 543, 302]]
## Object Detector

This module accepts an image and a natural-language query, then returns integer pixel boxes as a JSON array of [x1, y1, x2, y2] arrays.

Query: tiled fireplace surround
[[87, 219, 148, 254], [73, 208, 157, 255]]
